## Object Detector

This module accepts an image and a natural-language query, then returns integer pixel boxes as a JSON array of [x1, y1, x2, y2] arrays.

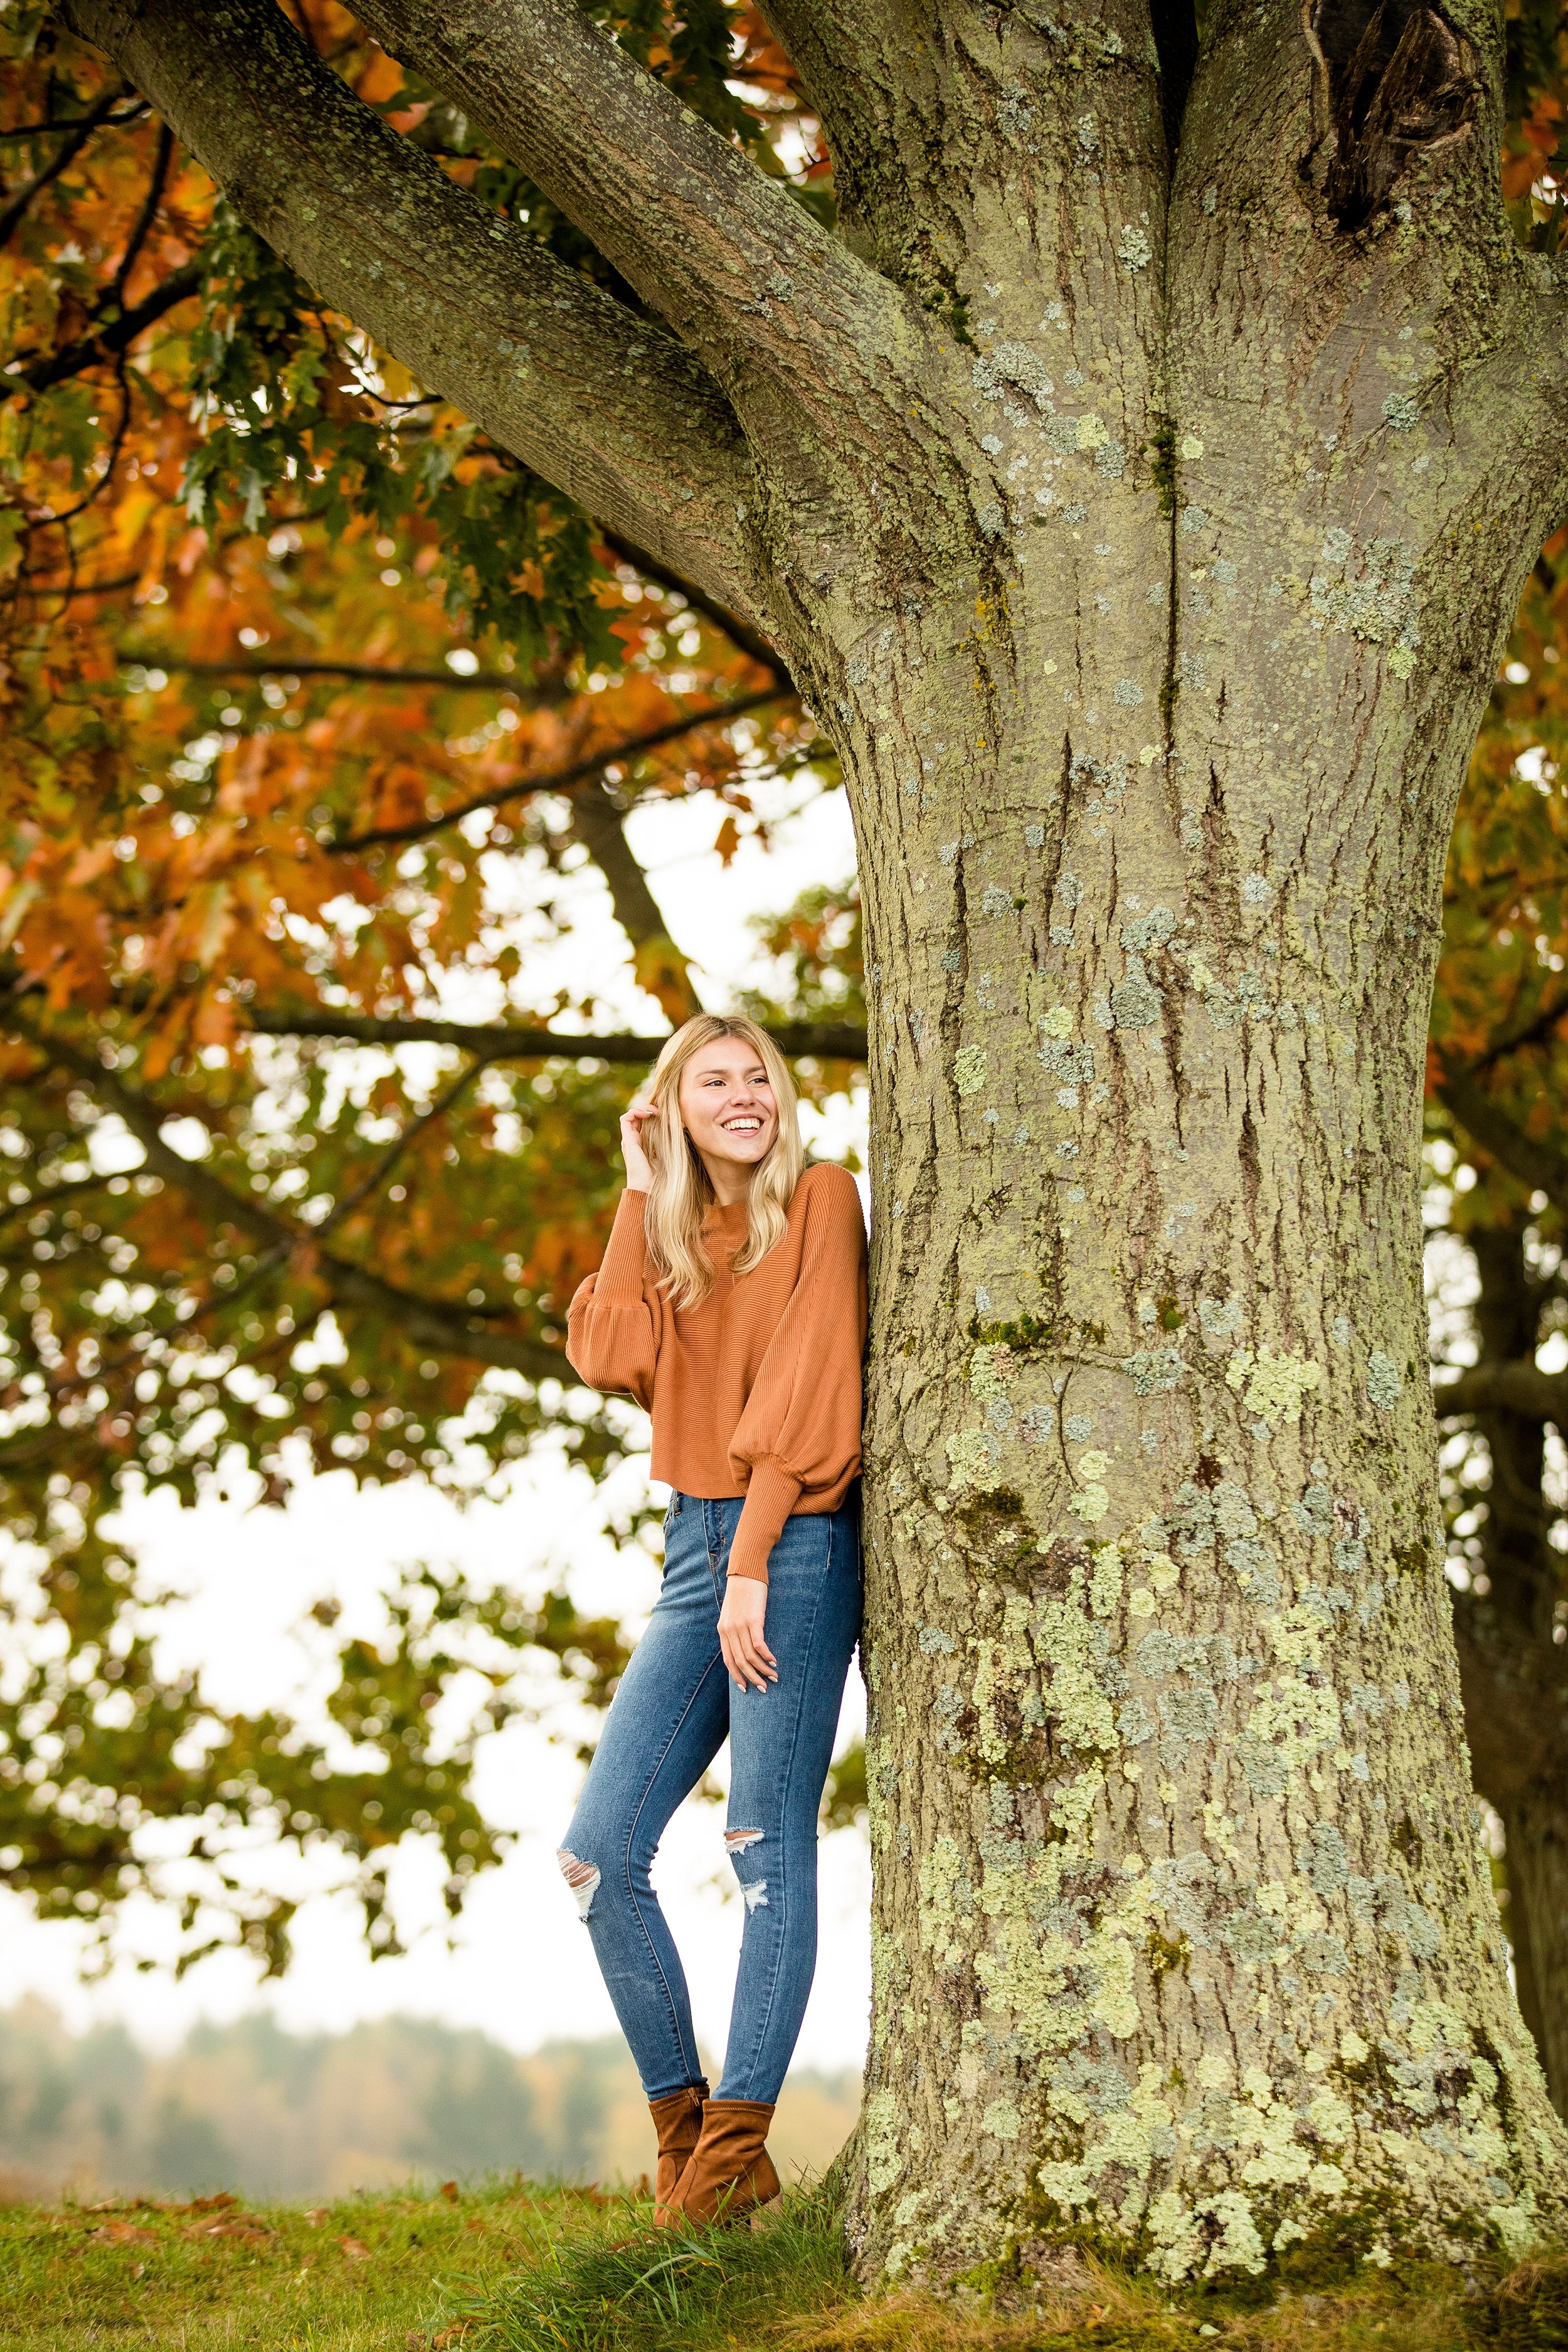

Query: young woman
[[561, 1013, 867, 2228]]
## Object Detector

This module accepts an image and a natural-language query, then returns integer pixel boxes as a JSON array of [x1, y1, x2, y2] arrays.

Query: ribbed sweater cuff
[[726, 1458, 802, 1584], [595, 1189, 649, 1305]]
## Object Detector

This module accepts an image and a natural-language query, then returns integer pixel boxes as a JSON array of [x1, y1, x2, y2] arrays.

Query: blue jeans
[[558, 1488, 862, 2104]]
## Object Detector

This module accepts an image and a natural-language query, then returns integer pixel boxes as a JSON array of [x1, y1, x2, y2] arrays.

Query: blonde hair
[[638, 1015, 805, 1311]]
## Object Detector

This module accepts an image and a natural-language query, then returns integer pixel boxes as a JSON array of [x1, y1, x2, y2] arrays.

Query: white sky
[[0, 768, 874, 2080]]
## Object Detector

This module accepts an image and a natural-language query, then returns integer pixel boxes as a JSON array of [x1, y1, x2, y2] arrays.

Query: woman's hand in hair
[[718, 1577, 777, 1692], [619, 1096, 657, 1190]]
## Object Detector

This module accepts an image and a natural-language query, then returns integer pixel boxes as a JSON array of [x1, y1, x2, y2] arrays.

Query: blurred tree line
[[0, 2001, 860, 2196]]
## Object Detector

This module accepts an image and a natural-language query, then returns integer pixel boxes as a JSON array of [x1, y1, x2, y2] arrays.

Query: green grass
[[1, 2180, 1564, 2352], [0, 2177, 558, 2352], [450, 2177, 853, 2349]]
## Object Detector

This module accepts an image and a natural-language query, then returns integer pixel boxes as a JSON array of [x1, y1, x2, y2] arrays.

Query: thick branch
[[17, 1018, 563, 1380], [1435, 1362, 1568, 1422], [329, 687, 786, 853], [352, 0, 916, 424], [242, 1014, 869, 1062], [61, 0, 758, 617]]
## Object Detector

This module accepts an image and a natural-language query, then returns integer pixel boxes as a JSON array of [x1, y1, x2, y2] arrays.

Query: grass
[[0, 2177, 545, 2351], [1, 2179, 1564, 2352]]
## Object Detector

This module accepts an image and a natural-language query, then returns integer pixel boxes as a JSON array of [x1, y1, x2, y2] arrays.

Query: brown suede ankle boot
[[665, 2097, 781, 2228], [648, 2085, 707, 2223]]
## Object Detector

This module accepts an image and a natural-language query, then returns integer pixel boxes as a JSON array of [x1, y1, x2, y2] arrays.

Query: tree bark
[[1447, 1222, 1568, 2118], [65, 0, 1568, 2289]]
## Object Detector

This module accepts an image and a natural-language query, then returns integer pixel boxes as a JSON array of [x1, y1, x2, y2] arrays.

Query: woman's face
[[675, 1040, 778, 1175]]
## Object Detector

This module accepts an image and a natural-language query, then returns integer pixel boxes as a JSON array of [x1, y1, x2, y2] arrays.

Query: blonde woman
[[561, 1014, 867, 2228]]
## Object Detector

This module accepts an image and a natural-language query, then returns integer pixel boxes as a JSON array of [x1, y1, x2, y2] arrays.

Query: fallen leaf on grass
[[341, 2236, 371, 2261], [186, 2218, 273, 2243], [88, 2221, 157, 2247], [305, 2207, 328, 2224], [438, 2181, 459, 2201]]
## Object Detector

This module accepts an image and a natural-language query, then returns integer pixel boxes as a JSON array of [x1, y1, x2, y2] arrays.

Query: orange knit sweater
[[565, 1162, 867, 1582]]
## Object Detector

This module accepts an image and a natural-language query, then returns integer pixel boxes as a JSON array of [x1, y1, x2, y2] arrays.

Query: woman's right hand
[[620, 1096, 657, 1190]]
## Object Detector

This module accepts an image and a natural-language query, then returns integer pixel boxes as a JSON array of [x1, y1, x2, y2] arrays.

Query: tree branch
[[1466, 982, 1568, 1076], [0, 87, 134, 250], [16, 259, 203, 394], [352, 0, 917, 423], [13, 572, 141, 601], [599, 529, 790, 685], [1435, 1362, 1568, 1423], [14, 1015, 564, 1380], [566, 784, 703, 1025], [328, 686, 787, 853], [241, 1014, 869, 1062], [112, 118, 174, 302], [1434, 1062, 1567, 1217], [312, 1052, 496, 1239], [61, 0, 760, 617], [118, 652, 529, 692]]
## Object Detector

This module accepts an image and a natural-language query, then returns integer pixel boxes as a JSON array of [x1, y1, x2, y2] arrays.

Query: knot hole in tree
[[1310, 0, 1481, 227]]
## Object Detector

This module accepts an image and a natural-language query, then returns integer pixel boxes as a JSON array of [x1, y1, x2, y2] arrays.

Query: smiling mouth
[[721, 1116, 765, 1137]]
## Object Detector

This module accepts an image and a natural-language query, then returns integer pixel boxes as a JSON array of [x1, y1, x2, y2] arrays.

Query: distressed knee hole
[[724, 1828, 768, 1910], [556, 1848, 600, 1920]]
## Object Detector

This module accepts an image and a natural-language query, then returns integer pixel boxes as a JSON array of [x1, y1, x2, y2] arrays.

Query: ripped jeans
[[557, 1487, 861, 2105]]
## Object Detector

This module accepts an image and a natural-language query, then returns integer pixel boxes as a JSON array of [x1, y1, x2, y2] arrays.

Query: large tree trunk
[[1451, 1222, 1568, 2118], [827, 24, 1568, 2265], [65, 0, 1568, 2292], [845, 511, 1565, 2277]]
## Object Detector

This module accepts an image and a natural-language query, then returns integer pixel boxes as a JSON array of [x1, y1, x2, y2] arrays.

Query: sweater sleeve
[[725, 1167, 869, 1582], [564, 1189, 657, 1409]]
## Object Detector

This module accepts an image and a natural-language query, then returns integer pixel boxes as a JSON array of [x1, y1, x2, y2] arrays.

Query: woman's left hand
[[718, 1577, 777, 1692]]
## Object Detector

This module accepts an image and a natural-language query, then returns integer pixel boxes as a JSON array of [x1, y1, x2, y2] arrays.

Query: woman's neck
[[697, 1156, 753, 1209]]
